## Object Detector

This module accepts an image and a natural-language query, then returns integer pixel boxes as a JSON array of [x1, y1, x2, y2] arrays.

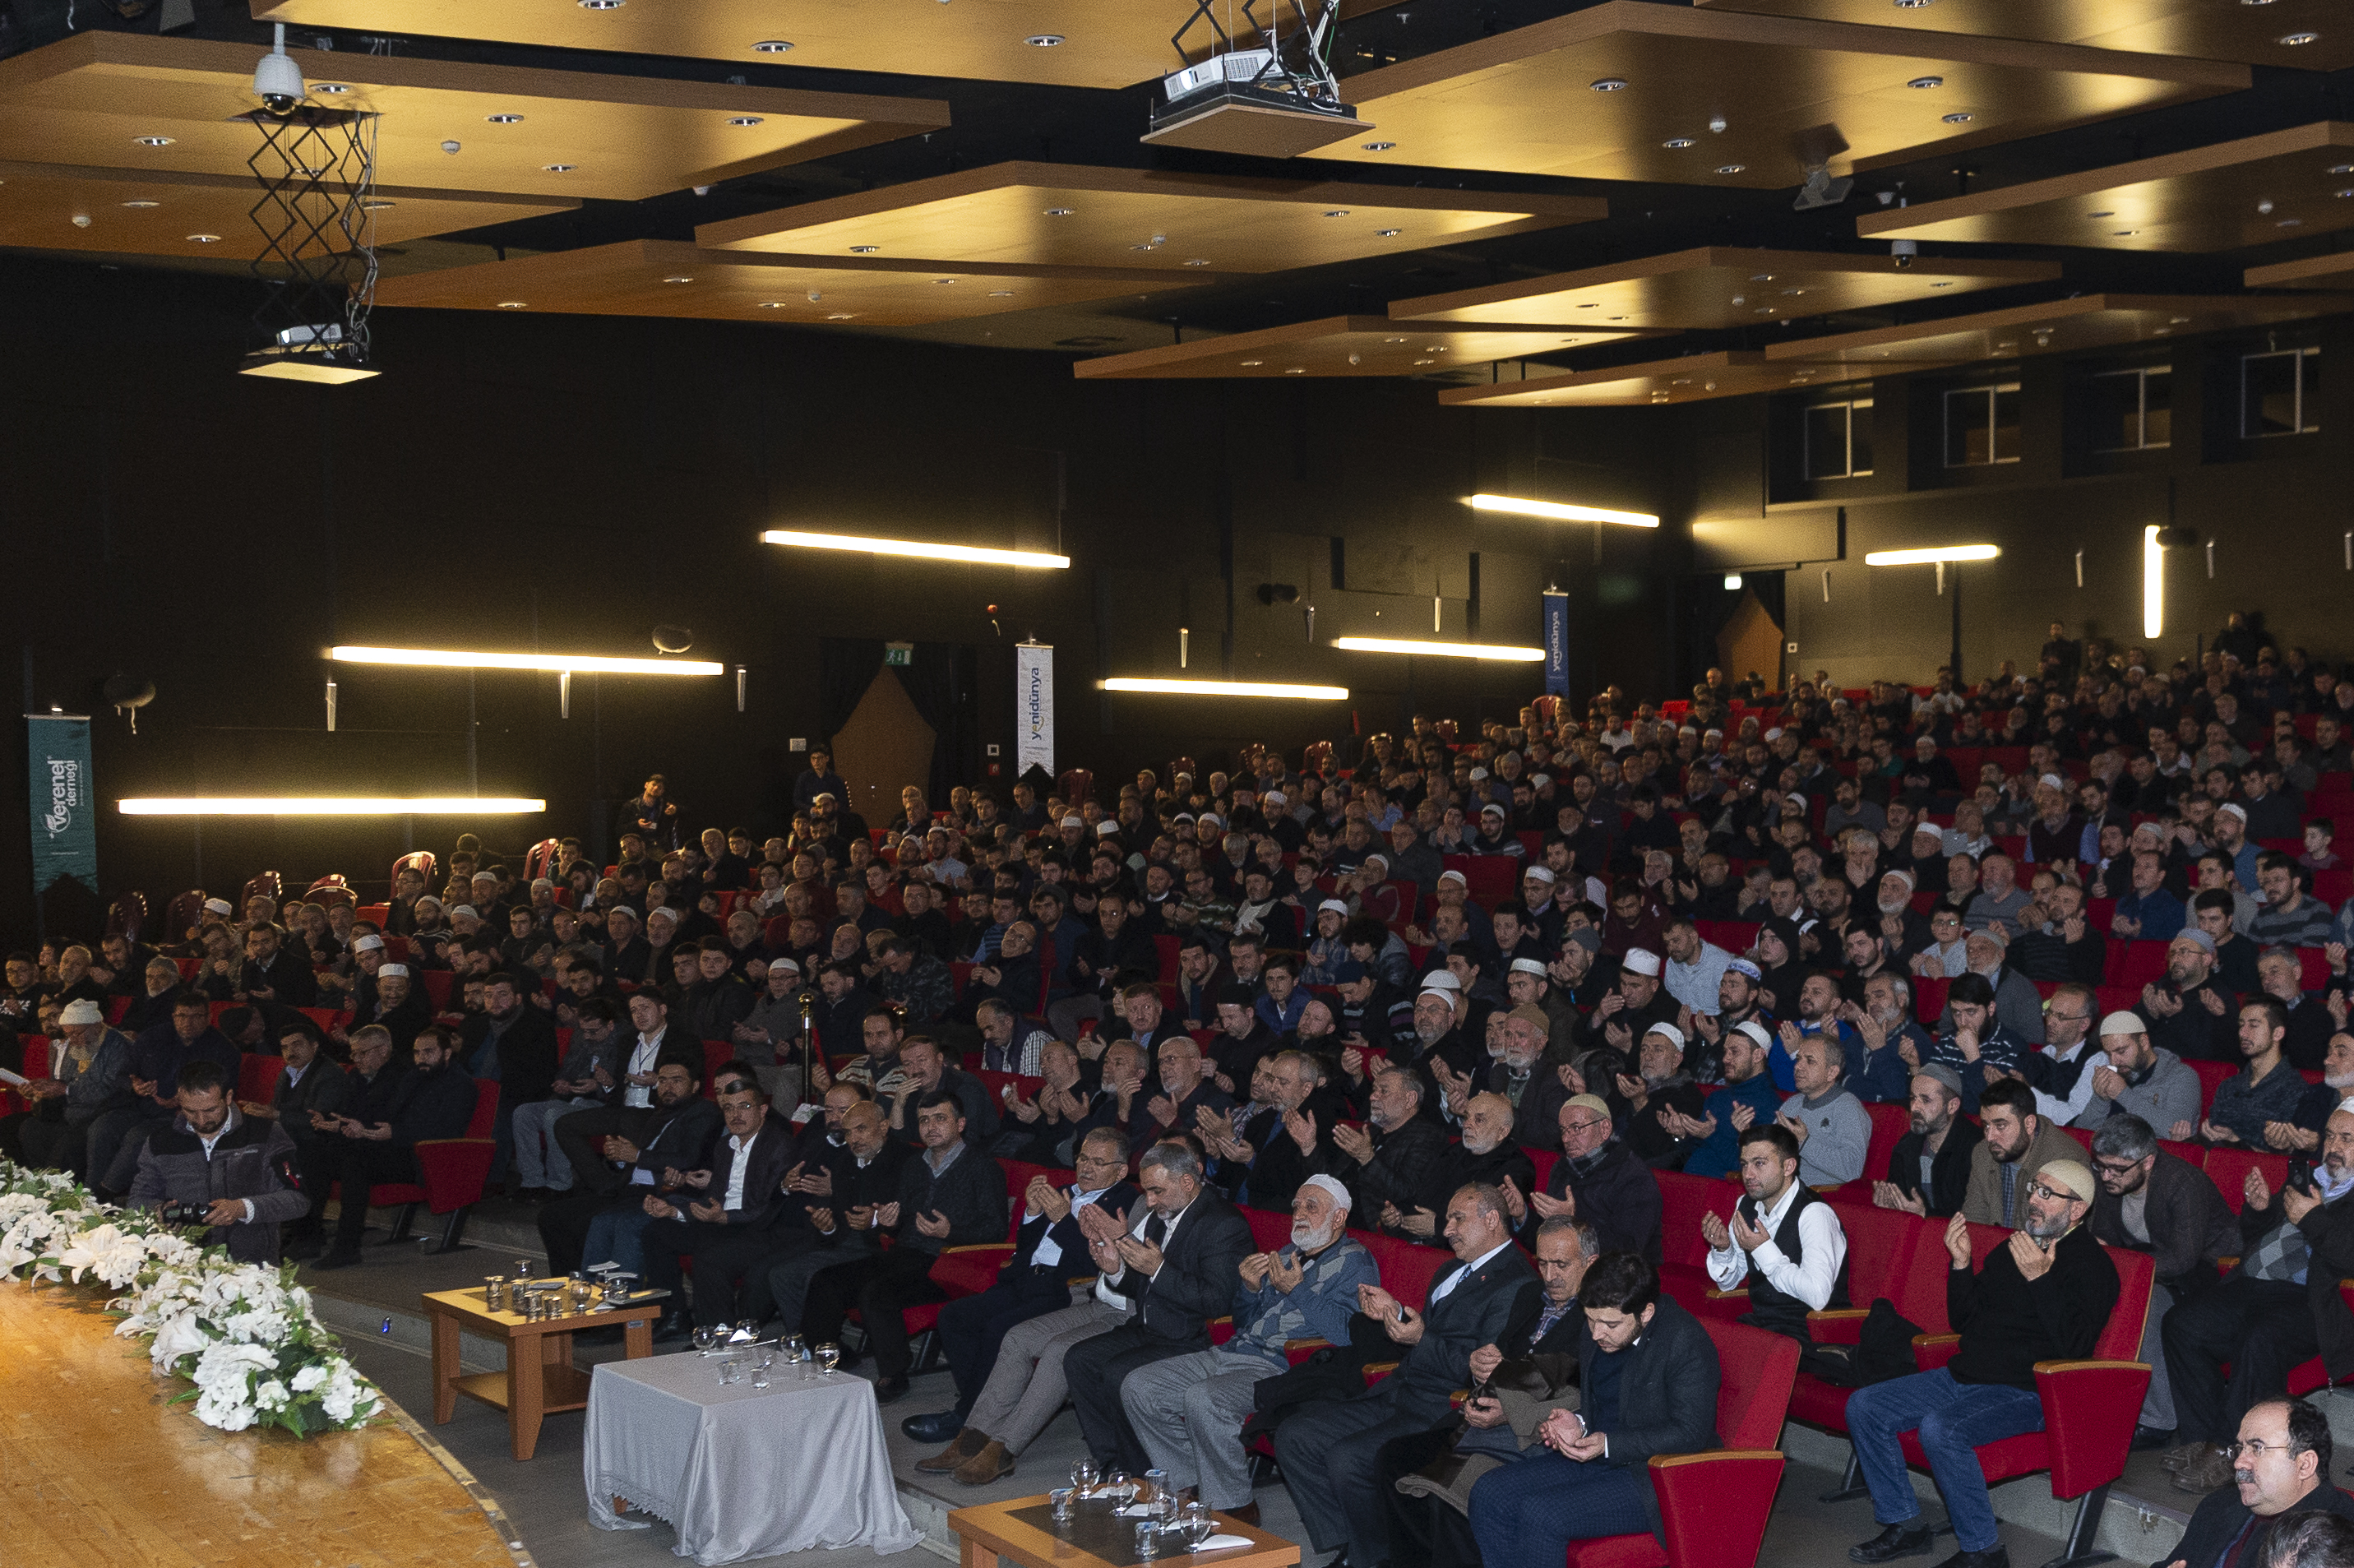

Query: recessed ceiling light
[[752, 39, 793, 53], [1043, 206, 1075, 215], [1024, 33, 1064, 46], [2170, 316, 2192, 324], [1413, 358, 1433, 366], [932, 277, 958, 284], [1424, 346, 1446, 353], [1575, 302, 1598, 308], [1930, 280, 1954, 287], [1755, 307, 1774, 314], [2280, 32, 2319, 45], [2332, 164, 2354, 175], [2088, 210, 2115, 218], [313, 83, 350, 94], [1384, 336, 1406, 342], [727, 116, 765, 127], [1323, 209, 1350, 217], [186, 234, 221, 243], [486, 113, 525, 124], [1894, 0, 1934, 8], [1130, 242, 1154, 250], [2242, 0, 2278, 6], [120, 199, 160, 208], [1240, 359, 1264, 366], [849, 244, 879, 252], [988, 289, 1015, 296], [1663, 138, 1695, 149], [2278, 217, 2304, 226], [1717, 164, 1746, 174], [1183, 258, 1211, 266], [2113, 229, 2140, 235], [543, 163, 577, 172], [496, 301, 528, 308], [1376, 228, 1402, 237], [2340, 189, 2354, 199], [1908, 76, 1945, 89], [361, 200, 395, 211], [662, 275, 694, 284], [1782, 288, 1806, 295], [825, 312, 855, 320], [580, 1, 623, 9], [133, 135, 175, 146], [757, 301, 787, 308], [1283, 368, 1305, 375], [1590, 77, 1628, 91], [1362, 141, 1396, 150], [1942, 112, 1973, 123]]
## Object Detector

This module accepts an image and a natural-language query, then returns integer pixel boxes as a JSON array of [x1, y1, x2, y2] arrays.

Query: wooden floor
[[0, 1275, 526, 1568]]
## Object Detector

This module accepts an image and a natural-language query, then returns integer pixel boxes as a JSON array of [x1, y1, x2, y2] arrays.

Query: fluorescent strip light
[[330, 646, 722, 675], [1101, 678, 1348, 700], [2144, 525, 2164, 639], [761, 530, 1069, 570], [1332, 636, 1544, 662], [120, 798, 546, 816], [1468, 493, 1660, 528], [1861, 545, 2001, 565]]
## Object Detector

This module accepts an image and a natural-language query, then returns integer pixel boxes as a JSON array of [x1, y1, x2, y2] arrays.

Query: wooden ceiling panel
[[1436, 351, 1844, 408], [372, 238, 1205, 326], [0, 160, 571, 259], [0, 33, 945, 204], [1071, 315, 1653, 379], [251, 0, 1404, 91], [1390, 246, 2059, 329], [1764, 294, 2354, 367], [1860, 123, 2354, 252], [1316, 2, 2245, 187], [1693, 0, 2353, 73], [698, 163, 1603, 273], [2246, 253, 2354, 292]]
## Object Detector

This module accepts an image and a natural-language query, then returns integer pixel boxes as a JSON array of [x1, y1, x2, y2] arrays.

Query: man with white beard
[[1437, 1005, 1570, 1152], [1871, 869, 1931, 962], [1122, 1176, 1376, 1523]]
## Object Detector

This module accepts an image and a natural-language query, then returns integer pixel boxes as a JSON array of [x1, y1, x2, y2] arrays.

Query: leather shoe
[[954, 1439, 1015, 1486], [2161, 1441, 2208, 1472], [1223, 1503, 1260, 1526], [2174, 1445, 2235, 1493], [651, 1311, 695, 1345], [1849, 1524, 1935, 1564], [1928, 1550, 2007, 1568], [2131, 1425, 2176, 1452], [916, 1428, 987, 1473], [874, 1376, 911, 1405], [903, 1410, 964, 1445]]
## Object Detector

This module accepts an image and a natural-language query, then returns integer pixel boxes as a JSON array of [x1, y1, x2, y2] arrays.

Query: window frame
[[1802, 396, 1874, 480], [1943, 381, 2023, 469], [2088, 364, 2171, 453], [2241, 346, 2320, 440]]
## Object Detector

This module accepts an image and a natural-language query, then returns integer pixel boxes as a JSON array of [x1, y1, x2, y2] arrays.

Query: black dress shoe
[[903, 1410, 963, 1443], [1849, 1524, 1936, 1564], [2131, 1425, 2177, 1451], [1928, 1549, 2007, 1568], [874, 1376, 911, 1405]]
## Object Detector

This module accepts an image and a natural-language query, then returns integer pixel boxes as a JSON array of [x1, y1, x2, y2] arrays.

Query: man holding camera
[[128, 1060, 308, 1265]]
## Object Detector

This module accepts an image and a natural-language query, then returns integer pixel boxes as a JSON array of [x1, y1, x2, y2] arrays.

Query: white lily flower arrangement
[[0, 1158, 382, 1437]]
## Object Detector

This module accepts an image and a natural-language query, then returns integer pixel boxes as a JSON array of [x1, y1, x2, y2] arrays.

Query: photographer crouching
[[127, 1060, 308, 1265]]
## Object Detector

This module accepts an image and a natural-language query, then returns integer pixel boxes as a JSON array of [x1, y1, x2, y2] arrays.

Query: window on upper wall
[[1803, 397, 1873, 479], [1944, 382, 2021, 467], [2089, 366, 2171, 451], [2242, 347, 2320, 438]]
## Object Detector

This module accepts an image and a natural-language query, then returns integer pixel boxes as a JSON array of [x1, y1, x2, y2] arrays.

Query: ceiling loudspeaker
[[1256, 583, 1301, 605], [2151, 526, 2199, 548], [651, 624, 696, 654]]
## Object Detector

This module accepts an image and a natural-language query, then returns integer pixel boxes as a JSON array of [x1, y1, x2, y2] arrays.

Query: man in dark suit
[[1319, 1066, 1454, 1237], [461, 974, 560, 1191], [1376, 1215, 1598, 1568], [761, 1099, 913, 1337], [903, 1128, 1140, 1450], [535, 1057, 721, 1277], [308, 1025, 481, 1270], [1062, 1140, 1256, 1472], [1467, 1251, 1723, 1568], [2167, 1398, 2354, 1568], [1274, 1181, 1537, 1568], [643, 1075, 802, 1337]]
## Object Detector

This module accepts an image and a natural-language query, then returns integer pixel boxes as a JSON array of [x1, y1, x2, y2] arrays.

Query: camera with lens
[[160, 1200, 215, 1227]]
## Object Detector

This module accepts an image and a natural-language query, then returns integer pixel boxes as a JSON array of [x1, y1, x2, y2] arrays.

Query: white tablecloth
[[585, 1355, 922, 1564]]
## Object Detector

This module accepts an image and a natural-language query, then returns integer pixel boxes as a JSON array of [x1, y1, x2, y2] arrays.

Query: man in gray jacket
[[128, 1060, 307, 1265], [10, 997, 132, 1174], [2077, 1011, 2204, 1140]]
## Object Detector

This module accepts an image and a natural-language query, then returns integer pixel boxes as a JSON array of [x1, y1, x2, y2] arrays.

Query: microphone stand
[[797, 987, 816, 1107]]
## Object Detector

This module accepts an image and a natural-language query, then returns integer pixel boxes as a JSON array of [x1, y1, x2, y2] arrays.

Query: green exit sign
[[883, 644, 913, 667]]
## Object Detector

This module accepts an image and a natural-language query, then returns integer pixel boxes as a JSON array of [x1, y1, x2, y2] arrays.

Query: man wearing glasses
[[1500, 1094, 1662, 1262], [1848, 1158, 2118, 1568], [2023, 983, 2103, 1129], [2162, 1398, 2354, 1568]]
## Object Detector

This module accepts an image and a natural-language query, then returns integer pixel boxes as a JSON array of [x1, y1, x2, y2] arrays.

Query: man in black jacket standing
[[1873, 1065, 1982, 1218], [1064, 1140, 1256, 1471], [309, 1025, 481, 1270], [1275, 1182, 1535, 1568], [1467, 1252, 1723, 1568], [1847, 1157, 2119, 1568]]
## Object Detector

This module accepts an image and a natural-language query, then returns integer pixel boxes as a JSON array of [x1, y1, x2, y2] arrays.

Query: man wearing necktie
[[1274, 1182, 1536, 1568]]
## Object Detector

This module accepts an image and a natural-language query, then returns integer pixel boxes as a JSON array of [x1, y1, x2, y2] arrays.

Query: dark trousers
[[686, 1228, 805, 1328], [552, 1103, 656, 1196], [1064, 1321, 1205, 1472], [1468, 1450, 1653, 1568], [2163, 1274, 2318, 1445], [1272, 1391, 1431, 1566], [1376, 1424, 1484, 1568], [802, 1247, 949, 1380], [539, 1188, 632, 1277], [326, 1143, 425, 1250], [939, 1273, 1077, 1422]]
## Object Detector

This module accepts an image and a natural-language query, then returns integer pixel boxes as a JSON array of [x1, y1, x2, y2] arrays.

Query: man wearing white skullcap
[[1122, 1173, 1377, 1517]]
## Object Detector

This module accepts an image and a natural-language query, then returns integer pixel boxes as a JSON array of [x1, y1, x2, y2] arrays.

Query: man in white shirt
[[2027, 983, 2103, 1128], [1702, 1123, 1850, 1344], [553, 992, 686, 1196]]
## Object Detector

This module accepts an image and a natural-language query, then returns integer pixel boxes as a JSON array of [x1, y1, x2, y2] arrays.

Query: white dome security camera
[[253, 25, 306, 115]]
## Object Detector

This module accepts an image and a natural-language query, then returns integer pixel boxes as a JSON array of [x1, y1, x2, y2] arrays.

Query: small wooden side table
[[423, 1284, 666, 1460], [948, 1493, 1298, 1568]]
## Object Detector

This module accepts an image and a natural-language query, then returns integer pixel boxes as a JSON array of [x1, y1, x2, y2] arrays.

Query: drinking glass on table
[[693, 1325, 719, 1355], [1182, 1502, 1214, 1548], [815, 1343, 841, 1376], [1143, 1470, 1172, 1514], [1071, 1459, 1098, 1496], [752, 1348, 776, 1390]]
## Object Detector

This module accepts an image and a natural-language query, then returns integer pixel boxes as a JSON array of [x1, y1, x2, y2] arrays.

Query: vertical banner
[[25, 713, 97, 900], [1015, 642, 1054, 777], [1541, 591, 1570, 696]]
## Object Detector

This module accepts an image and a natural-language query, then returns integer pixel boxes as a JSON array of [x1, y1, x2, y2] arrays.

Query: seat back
[[2094, 1244, 2156, 1362], [2188, 1059, 2237, 1120], [164, 889, 207, 942], [1703, 1316, 1802, 1450], [2204, 1146, 2291, 1213], [1828, 1201, 1924, 1307], [1862, 1101, 1911, 1185], [524, 838, 561, 883], [391, 850, 438, 888], [240, 872, 283, 909], [465, 1079, 500, 1139], [238, 1054, 282, 1104], [105, 890, 151, 943], [419, 969, 455, 1011], [1658, 1168, 1740, 1270], [1241, 1205, 1294, 1253], [701, 1040, 735, 1099], [303, 875, 357, 909], [1362, 1232, 1449, 1311]]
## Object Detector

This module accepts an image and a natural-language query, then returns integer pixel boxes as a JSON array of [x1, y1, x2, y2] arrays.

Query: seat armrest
[[942, 1243, 1015, 1259], [1649, 1450, 1787, 1568], [1283, 1337, 1331, 1367], [2034, 1360, 2151, 1499], [1807, 1308, 1871, 1346], [1362, 1361, 1399, 1385], [1705, 1288, 1750, 1302], [1912, 1333, 1963, 1372]]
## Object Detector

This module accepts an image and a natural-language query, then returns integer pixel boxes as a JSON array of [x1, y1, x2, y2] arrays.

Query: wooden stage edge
[[0, 1275, 532, 1568]]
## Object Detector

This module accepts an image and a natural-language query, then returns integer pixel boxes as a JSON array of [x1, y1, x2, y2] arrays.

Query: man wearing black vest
[[1702, 1123, 1850, 1343]]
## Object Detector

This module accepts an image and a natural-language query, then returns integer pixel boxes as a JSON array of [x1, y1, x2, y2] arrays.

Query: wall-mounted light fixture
[[2144, 525, 2165, 638], [1332, 637, 1543, 661], [329, 645, 722, 675], [1101, 678, 1347, 700], [1467, 493, 1660, 528], [761, 529, 1069, 570], [121, 797, 545, 815]]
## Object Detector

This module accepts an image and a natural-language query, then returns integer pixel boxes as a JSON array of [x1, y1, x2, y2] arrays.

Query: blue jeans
[[1468, 1450, 1653, 1568], [1848, 1368, 2046, 1552], [583, 1205, 662, 1279]]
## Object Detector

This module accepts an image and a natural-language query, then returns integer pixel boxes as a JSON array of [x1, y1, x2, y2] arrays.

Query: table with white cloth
[[585, 1353, 923, 1565]]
